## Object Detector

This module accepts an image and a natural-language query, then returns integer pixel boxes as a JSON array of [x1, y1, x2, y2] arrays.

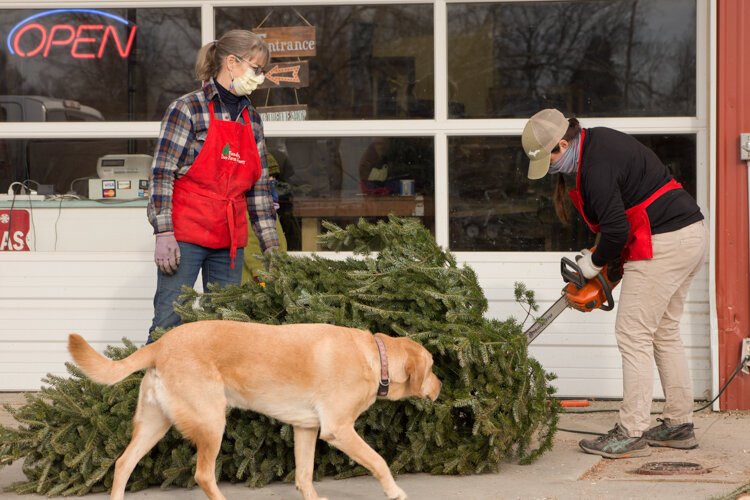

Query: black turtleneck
[[215, 80, 245, 121]]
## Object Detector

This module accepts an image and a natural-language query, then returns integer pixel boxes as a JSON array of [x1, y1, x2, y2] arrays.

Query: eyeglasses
[[234, 55, 265, 76]]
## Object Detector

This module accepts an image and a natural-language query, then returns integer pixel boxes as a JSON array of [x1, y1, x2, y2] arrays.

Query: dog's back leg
[[319, 423, 407, 500], [171, 383, 227, 500], [111, 373, 171, 500], [293, 426, 326, 500]]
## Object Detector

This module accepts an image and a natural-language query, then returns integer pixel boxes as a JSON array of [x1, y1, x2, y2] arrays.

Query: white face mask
[[230, 67, 265, 96]]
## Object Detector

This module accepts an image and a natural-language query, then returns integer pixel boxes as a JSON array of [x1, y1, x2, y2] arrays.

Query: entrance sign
[[259, 61, 309, 89], [257, 105, 308, 122], [254, 25, 315, 121], [253, 26, 316, 58], [0, 210, 31, 251], [8, 9, 137, 59]]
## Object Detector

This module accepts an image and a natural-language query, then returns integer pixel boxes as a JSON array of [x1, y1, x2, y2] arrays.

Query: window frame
[[0, 0, 709, 251]]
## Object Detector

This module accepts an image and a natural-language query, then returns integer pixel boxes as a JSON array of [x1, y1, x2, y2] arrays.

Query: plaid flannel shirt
[[146, 79, 279, 252]]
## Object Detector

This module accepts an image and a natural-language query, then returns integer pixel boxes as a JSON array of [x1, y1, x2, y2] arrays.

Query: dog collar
[[374, 336, 390, 396]]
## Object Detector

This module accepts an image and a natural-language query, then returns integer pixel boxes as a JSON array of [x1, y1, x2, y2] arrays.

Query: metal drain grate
[[634, 462, 709, 475]]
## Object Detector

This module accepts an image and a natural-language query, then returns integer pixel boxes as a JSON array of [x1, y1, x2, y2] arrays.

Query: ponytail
[[553, 173, 569, 225], [194, 31, 270, 82], [195, 41, 219, 81], [551, 117, 582, 225]]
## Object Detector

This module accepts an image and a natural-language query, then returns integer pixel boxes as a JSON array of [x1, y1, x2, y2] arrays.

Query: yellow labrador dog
[[68, 320, 441, 500]]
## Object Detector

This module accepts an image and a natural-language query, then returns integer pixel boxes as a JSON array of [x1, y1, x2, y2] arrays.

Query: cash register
[[88, 154, 152, 200]]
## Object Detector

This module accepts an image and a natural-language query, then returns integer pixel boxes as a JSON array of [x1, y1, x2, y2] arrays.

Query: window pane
[[1, 8, 201, 121], [216, 6, 434, 119], [268, 136, 434, 250], [447, 0, 696, 118], [0, 138, 156, 196], [448, 134, 696, 251]]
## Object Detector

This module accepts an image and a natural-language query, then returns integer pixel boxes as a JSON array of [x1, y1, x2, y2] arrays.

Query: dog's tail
[[68, 334, 157, 385]]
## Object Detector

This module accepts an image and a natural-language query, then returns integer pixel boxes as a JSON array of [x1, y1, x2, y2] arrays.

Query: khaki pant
[[615, 220, 708, 437]]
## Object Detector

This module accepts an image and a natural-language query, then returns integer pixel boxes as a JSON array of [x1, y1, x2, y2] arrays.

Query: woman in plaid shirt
[[146, 30, 279, 344]]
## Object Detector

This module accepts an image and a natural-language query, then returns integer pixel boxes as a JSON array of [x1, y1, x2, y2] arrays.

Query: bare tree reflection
[[448, 0, 696, 118], [216, 5, 434, 119]]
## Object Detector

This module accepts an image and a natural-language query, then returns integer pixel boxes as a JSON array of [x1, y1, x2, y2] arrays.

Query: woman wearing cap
[[146, 30, 279, 343], [522, 109, 707, 459]]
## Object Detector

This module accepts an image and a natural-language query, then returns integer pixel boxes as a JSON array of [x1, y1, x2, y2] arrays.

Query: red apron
[[568, 129, 683, 262], [172, 101, 262, 267]]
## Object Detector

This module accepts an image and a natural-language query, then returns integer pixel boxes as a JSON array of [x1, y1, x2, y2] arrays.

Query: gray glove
[[155, 232, 180, 275], [263, 246, 279, 272]]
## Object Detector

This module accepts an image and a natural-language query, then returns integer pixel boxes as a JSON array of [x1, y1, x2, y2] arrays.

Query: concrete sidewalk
[[1, 394, 749, 500]]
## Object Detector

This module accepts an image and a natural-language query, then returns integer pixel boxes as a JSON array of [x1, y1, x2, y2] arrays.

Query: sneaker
[[643, 418, 698, 449], [579, 424, 652, 459]]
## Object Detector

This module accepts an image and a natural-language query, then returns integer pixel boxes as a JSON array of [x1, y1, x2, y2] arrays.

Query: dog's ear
[[403, 342, 428, 396], [379, 335, 432, 397]]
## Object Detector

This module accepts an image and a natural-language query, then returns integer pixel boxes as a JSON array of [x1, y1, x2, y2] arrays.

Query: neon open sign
[[7, 9, 137, 59]]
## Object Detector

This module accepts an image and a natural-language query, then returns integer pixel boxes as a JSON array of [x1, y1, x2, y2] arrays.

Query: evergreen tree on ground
[[0, 216, 558, 496]]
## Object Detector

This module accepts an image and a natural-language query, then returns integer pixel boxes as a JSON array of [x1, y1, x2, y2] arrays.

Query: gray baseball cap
[[522, 109, 569, 179]]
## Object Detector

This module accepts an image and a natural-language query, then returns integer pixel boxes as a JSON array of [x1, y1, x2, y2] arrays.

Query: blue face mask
[[548, 134, 580, 176]]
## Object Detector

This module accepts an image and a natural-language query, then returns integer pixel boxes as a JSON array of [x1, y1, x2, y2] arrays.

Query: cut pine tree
[[0, 216, 558, 495]]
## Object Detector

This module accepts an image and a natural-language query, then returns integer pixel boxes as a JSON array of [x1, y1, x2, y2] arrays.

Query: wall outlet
[[741, 338, 750, 375]]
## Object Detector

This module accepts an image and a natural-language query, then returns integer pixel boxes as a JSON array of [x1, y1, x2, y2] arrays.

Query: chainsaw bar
[[524, 294, 569, 345]]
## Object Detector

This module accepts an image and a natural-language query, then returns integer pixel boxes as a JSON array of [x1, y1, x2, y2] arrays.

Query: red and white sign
[[0, 210, 31, 251]]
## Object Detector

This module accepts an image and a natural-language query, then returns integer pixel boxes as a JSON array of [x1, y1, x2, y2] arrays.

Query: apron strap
[[227, 199, 237, 268], [627, 178, 683, 214]]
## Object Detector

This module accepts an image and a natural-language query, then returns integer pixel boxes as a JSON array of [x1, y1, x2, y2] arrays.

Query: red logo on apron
[[0, 209, 31, 251]]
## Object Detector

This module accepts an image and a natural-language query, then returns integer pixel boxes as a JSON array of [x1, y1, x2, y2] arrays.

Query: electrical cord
[[693, 354, 749, 412], [21, 180, 37, 250], [54, 196, 63, 251], [7, 181, 24, 194], [22, 179, 40, 190], [5, 184, 16, 250], [49, 194, 82, 251], [557, 353, 750, 437], [69, 176, 95, 195]]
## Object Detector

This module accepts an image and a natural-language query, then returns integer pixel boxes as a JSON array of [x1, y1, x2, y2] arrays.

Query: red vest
[[172, 101, 262, 266], [568, 129, 682, 262]]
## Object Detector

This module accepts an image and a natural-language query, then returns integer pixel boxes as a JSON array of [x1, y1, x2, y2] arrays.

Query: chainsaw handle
[[596, 272, 616, 311], [561, 257, 586, 289], [561, 256, 617, 311]]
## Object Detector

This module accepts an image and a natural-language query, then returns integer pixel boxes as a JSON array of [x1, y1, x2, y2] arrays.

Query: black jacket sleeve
[[581, 159, 629, 267]]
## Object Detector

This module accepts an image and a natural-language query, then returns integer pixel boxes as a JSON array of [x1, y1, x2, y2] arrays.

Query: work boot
[[643, 418, 698, 449], [579, 424, 652, 459]]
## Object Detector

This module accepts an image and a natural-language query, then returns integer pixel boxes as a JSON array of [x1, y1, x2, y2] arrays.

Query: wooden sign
[[257, 104, 308, 122], [254, 26, 316, 58], [259, 61, 309, 89]]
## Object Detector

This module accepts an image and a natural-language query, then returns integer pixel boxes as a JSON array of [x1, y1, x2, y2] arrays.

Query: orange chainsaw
[[525, 255, 621, 344]]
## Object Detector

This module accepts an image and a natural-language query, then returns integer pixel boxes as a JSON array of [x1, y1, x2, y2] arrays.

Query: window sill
[[0, 199, 147, 209]]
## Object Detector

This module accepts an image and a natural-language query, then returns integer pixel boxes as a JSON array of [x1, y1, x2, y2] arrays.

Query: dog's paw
[[387, 486, 408, 500]]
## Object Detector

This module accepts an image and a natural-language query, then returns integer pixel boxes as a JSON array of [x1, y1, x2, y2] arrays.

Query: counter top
[[0, 198, 148, 209]]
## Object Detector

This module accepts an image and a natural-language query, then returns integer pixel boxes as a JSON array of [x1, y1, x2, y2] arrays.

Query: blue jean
[[147, 242, 243, 343]]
